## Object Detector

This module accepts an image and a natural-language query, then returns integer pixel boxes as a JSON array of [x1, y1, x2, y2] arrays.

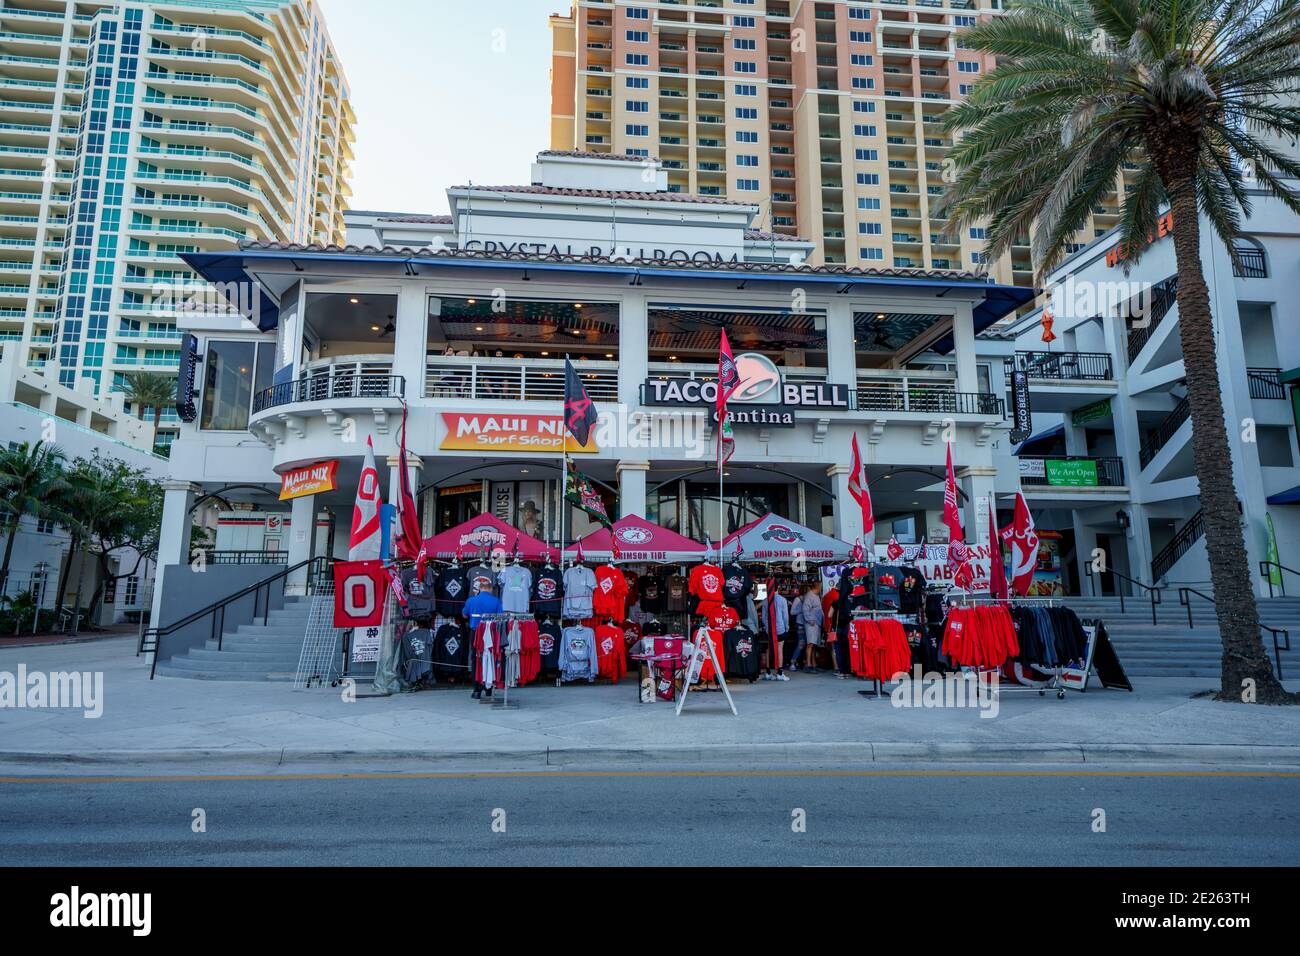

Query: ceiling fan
[[374, 315, 395, 339]]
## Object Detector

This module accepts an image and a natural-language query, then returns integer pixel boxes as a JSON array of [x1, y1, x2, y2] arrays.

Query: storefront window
[[681, 482, 790, 543], [200, 340, 273, 431], [647, 306, 827, 369]]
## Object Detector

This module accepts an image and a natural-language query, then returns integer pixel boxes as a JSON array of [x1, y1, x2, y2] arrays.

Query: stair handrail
[[1084, 562, 1163, 624], [1177, 586, 1289, 681], [145, 556, 334, 680], [1151, 508, 1204, 582], [1260, 560, 1300, 599]]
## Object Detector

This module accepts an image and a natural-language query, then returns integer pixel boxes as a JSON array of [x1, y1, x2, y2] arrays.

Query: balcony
[[1012, 350, 1114, 381], [252, 363, 403, 414], [1247, 367, 1286, 400], [1018, 455, 1126, 488], [425, 357, 618, 403], [851, 380, 1003, 417]]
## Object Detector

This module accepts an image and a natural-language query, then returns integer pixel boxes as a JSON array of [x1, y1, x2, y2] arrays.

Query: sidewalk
[[2, 637, 1299, 770]]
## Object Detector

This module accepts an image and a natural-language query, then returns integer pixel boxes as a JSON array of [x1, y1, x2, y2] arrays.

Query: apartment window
[[853, 100, 875, 113], [626, 30, 649, 42], [849, 6, 872, 19], [626, 124, 649, 136], [736, 107, 758, 119], [733, 15, 756, 27], [856, 173, 880, 185], [958, 61, 980, 73], [850, 30, 872, 43], [969, 227, 987, 240], [851, 77, 874, 90], [858, 197, 881, 210], [36, 518, 56, 535], [626, 100, 649, 112], [855, 148, 878, 161], [971, 252, 987, 265], [627, 53, 649, 65], [626, 76, 649, 88], [959, 84, 974, 96], [736, 130, 759, 143], [737, 155, 759, 166], [734, 38, 756, 50], [627, 148, 649, 157], [859, 222, 882, 235], [627, 7, 649, 18], [854, 125, 877, 137], [850, 54, 873, 66], [860, 247, 884, 260], [955, 15, 976, 25], [735, 61, 757, 73], [736, 178, 760, 191], [734, 83, 757, 96]]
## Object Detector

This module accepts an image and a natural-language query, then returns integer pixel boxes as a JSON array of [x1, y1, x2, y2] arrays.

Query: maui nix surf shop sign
[[440, 413, 599, 454], [643, 352, 848, 427], [279, 460, 338, 501]]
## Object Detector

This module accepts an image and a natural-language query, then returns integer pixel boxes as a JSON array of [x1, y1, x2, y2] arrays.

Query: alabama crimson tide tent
[[423, 514, 553, 561], [565, 515, 707, 563], [721, 513, 853, 563]]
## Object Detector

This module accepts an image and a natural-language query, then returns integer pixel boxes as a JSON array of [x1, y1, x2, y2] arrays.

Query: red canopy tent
[[564, 515, 707, 563], [423, 514, 553, 561]]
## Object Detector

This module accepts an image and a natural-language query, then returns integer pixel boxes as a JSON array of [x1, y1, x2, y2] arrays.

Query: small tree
[[0, 441, 67, 597], [116, 372, 176, 446]]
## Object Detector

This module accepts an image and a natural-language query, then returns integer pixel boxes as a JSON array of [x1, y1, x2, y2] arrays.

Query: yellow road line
[[2, 768, 1299, 785]]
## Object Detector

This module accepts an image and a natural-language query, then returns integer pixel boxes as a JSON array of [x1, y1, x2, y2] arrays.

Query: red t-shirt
[[689, 564, 725, 604], [593, 565, 628, 621], [594, 624, 627, 681]]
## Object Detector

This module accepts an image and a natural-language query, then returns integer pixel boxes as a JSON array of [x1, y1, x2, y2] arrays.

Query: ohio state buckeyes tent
[[564, 515, 707, 564], [422, 514, 553, 561], [721, 513, 854, 563]]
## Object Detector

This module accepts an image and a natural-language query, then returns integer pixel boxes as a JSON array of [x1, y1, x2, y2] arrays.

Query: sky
[[317, 0, 565, 215]]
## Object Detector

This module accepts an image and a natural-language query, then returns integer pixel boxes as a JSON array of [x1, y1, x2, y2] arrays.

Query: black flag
[[564, 359, 598, 447]]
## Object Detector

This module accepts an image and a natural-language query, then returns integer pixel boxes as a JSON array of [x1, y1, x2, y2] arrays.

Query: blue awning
[[181, 247, 1038, 345], [1014, 422, 1065, 455], [1267, 485, 1300, 505]]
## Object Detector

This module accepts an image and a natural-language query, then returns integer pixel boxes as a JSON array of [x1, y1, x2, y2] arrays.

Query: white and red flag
[[716, 329, 739, 472], [942, 443, 968, 568], [886, 535, 904, 562], [1001, 491, 1040, 597], [988, 499, 1009, 600], [349, 437, 382, 561], [394, 404, 425, 571], [848, 432, 874, 539]]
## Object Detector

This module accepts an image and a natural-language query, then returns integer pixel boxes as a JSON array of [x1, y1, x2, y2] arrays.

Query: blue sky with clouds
[[317, 0, 563, 215]]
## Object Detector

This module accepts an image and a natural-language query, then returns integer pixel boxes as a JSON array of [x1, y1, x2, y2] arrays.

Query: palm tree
[[116, 371, 176, 442], [941, 0, 1300, 703], [0, 441, 67, 598]]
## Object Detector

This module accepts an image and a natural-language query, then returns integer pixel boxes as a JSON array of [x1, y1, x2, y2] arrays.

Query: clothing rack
[[943, 597, 1069, 699], [850, 608, 911, 701], [474, 613, 526, 708]]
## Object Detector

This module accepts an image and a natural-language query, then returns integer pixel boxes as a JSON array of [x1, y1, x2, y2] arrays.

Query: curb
[[2, 741, 1300, 772]]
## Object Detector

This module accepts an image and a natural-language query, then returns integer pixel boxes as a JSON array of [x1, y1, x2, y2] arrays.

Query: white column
[[392, 283, 428, 401], [952, 302, 979, 394], [286, 493, 316, 594], [825, 298, 857, 390], [827, 463, 865, 544], [617, 459, 649, 519], [958, 465, 997, 545], [618, 292, 648, 407], [147, 481, 198, 662]]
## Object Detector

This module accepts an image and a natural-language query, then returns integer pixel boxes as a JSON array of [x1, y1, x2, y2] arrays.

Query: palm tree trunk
[[70, 545, 86, 636], [1167, 187, 1295, 704], [0, 520, 18, 597], [54, 532, 77, 621]]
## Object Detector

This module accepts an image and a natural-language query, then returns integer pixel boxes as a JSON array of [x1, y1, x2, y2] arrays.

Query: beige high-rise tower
[[550, 0, 1123, 284]]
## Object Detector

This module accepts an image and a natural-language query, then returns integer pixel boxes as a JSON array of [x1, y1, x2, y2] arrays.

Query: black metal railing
[[1138, 397, 1191, 468], [141, 556, 333, 679], [204, 550, 291, 566], [1010, 350, 1114, 381], [253, 372, 405, 414], [1247, 367, 1286, 400], [1019, 455, 1126, 487], [1260, 560, 1300, 599], [1151, 509, 1204, 582], [850, 389, 1004, 417], [1084, 563, 1163, 625], [1179, 587, 1290, 681], [1232, 248, 1267, 278], [1127, 274, 1179, 363]]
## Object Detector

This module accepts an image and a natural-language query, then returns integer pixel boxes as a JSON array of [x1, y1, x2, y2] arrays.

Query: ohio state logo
[[540, 634, 555, 655], [537, 579, 557, 599], [761, 523, 804, 544], [616, 526, 652, 544]]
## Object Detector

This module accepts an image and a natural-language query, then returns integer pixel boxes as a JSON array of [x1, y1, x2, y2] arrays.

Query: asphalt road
[[1, 765, 1297, 866]]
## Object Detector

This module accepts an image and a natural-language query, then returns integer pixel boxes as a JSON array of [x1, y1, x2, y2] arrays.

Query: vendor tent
[[722, 513, 854, 563], [423, 514, 552, 561], [565, 515, 707, 563]]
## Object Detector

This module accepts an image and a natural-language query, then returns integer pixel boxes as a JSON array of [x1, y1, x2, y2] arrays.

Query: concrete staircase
[[153, 598, 328, 682], [1062, 595, 1300, 680]]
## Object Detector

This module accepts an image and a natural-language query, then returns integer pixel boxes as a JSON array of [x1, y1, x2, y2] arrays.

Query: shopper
[[798, 581, 825, 672], [824, 583, 851, 679], [463, 583, 503, 701], [762, 581, 790, 682], [788, 583, 806, 671]]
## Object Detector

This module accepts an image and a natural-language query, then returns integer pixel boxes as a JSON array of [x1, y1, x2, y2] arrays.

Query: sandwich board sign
[[676, 625, 738, 717]]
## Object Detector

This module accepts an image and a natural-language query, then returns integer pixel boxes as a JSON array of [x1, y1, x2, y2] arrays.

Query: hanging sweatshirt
[[594, 624, 627, 681], [559, 625, 597, 681], [401, 565, 438, 620], [563, 565, 597, 619], [593, 565, 628, 620], [496, 564, 533, 614]]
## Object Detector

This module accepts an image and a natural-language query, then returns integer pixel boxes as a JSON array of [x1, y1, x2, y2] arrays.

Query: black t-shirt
[[432, 622, 470, 673], [467, 564, 496, 596], [532, 566, 564, 617], [538, 621, 562, 672], [433, 566, 470, 616], [836, 566, 873, 616], [899, 568, 927, 615], [720, 563, 753, 613], [401, 626, 434, 682], [638, 575, 664, 614], [663, 574, 687, 613], [723, 626, 761, 680], [400, 566, 437, 620], [872, 565, 904, 612]]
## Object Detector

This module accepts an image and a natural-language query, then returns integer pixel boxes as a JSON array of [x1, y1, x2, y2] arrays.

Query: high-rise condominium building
[[0, 0, 355, 450], [549, 0, 1127, 283]]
